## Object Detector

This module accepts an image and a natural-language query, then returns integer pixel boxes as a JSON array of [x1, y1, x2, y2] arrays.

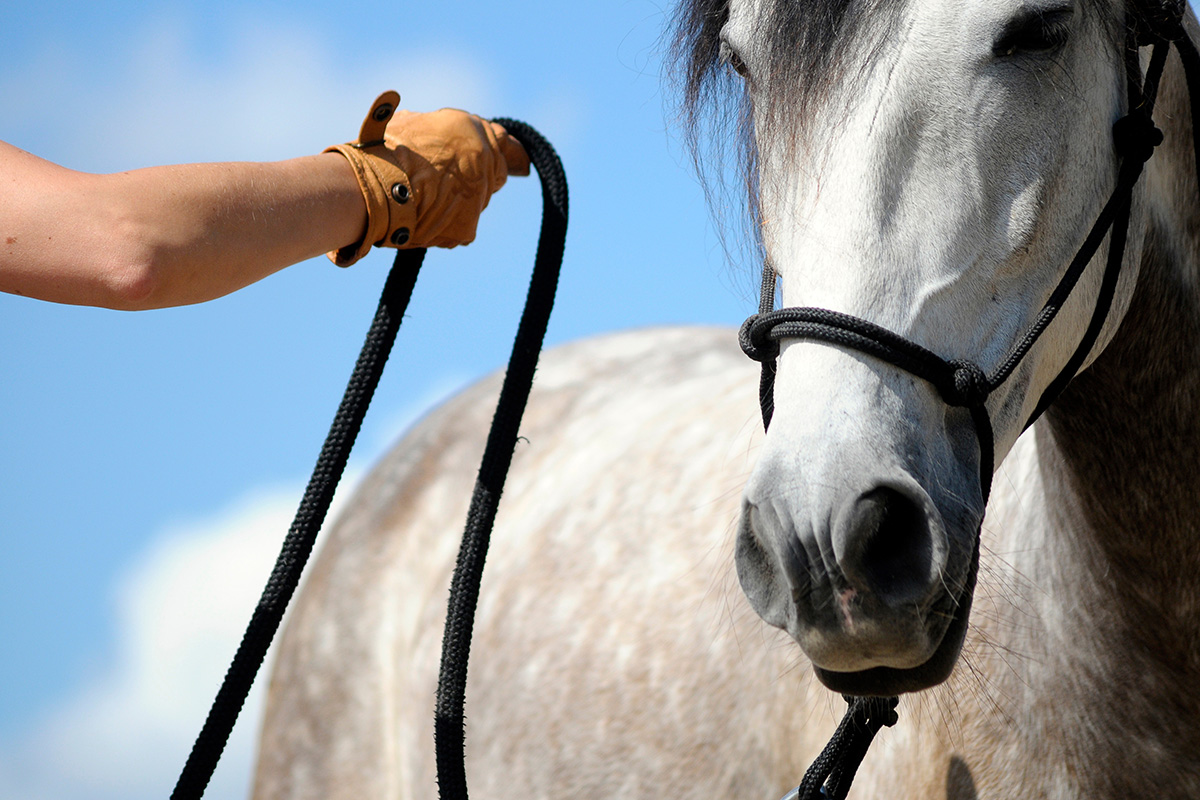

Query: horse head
[[678, 0, 1178, 695]]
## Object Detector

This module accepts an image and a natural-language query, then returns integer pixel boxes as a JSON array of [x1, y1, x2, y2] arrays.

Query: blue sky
[[0, 1, 754, 798]]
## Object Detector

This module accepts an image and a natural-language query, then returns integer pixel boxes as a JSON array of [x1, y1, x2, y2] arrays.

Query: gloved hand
[[325, 90, 531, 266]]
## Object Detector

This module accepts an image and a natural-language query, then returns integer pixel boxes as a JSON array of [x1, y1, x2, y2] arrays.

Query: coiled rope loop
[[169, 119, 566, 800], [433, 118, 568, 800]]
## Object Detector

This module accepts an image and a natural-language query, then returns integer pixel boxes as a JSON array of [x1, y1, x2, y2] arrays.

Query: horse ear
[[1130, 0, 1187, 46]]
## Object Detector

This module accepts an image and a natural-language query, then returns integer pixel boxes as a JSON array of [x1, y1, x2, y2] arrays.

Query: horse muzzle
[[735, 353, 984, 695]]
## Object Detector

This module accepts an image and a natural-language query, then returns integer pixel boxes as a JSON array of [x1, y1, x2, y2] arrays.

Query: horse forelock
[[671, 0, 1135, 132], [669, 0, 899, 245], [669, 0, 1132, 263], [671, 0, 893, 123]]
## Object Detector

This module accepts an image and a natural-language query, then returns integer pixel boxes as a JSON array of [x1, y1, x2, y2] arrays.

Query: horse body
[[254, 1, 1200, 797], [254, 328, 838, 799]]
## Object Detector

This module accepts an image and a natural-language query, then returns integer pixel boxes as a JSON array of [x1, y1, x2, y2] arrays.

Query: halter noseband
[[740, 20, 1194, 506]]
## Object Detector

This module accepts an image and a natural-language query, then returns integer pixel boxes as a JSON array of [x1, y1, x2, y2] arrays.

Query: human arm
[[0, 96, 530, 310], [0, 142, 367, 310]]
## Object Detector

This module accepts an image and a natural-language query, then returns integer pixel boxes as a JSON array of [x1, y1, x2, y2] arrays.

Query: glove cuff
[[323, 92, 418, 267]]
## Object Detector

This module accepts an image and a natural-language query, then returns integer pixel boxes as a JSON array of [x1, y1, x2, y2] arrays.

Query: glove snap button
[[391, 183, 410, 203], [391, 227, 411, 246], [372, 103, 395, 121]]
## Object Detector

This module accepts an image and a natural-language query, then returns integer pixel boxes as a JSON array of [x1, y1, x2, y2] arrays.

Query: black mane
[[668, 0, 901, 263], [672, 0, 887, 129], [671, 0, 1130, 142], [667, 0, 1128, 261]]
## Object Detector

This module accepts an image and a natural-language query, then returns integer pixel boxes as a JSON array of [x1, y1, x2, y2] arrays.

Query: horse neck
[[1028, 35, 1200, 731], [1039, 36, 1200, 630], [952, 44, 1200, 793]]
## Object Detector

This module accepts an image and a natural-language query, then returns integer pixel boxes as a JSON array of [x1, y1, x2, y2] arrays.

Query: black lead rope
[[434, 120, 568, 800], [791, 696, 899, 800], [168, 119, 566, 800], [170, 249, 424, 800], [741, 15, 1200, 800]]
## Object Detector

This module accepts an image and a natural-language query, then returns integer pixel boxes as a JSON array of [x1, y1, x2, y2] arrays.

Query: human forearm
[[85, 154, 365, 310], [0, 143, 365, 310]]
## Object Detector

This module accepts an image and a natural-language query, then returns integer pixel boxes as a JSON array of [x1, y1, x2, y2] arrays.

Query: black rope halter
[[741, 8, 1200, 799]]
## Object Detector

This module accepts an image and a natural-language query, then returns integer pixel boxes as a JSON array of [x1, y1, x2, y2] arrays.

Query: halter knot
[[1134, 0, 1187, 45], [846, 695, 900, 728], [739, 314, 779, 363], [1112, 113, 1164, 165], [944, 360, 990, 407]]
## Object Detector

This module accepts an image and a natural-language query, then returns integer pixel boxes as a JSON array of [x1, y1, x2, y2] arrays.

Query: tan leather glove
[[325, 91, 531, 266]]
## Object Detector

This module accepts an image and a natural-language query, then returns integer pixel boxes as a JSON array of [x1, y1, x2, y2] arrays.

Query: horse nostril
[[840, 487, 936, 607], [736, 502, 803, 631]]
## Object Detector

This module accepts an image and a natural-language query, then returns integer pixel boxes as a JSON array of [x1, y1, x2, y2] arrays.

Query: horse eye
[[720, 40, 751, 79], [993, 7, 1073, 58]]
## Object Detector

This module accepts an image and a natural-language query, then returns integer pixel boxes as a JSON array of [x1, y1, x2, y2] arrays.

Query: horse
[[252, 1, 1200, 797]]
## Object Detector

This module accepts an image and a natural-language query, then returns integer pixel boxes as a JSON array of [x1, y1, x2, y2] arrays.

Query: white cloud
[[0, 487, 314, 800], [0, 13, 496, 172], [0, 367, 465, 800]]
